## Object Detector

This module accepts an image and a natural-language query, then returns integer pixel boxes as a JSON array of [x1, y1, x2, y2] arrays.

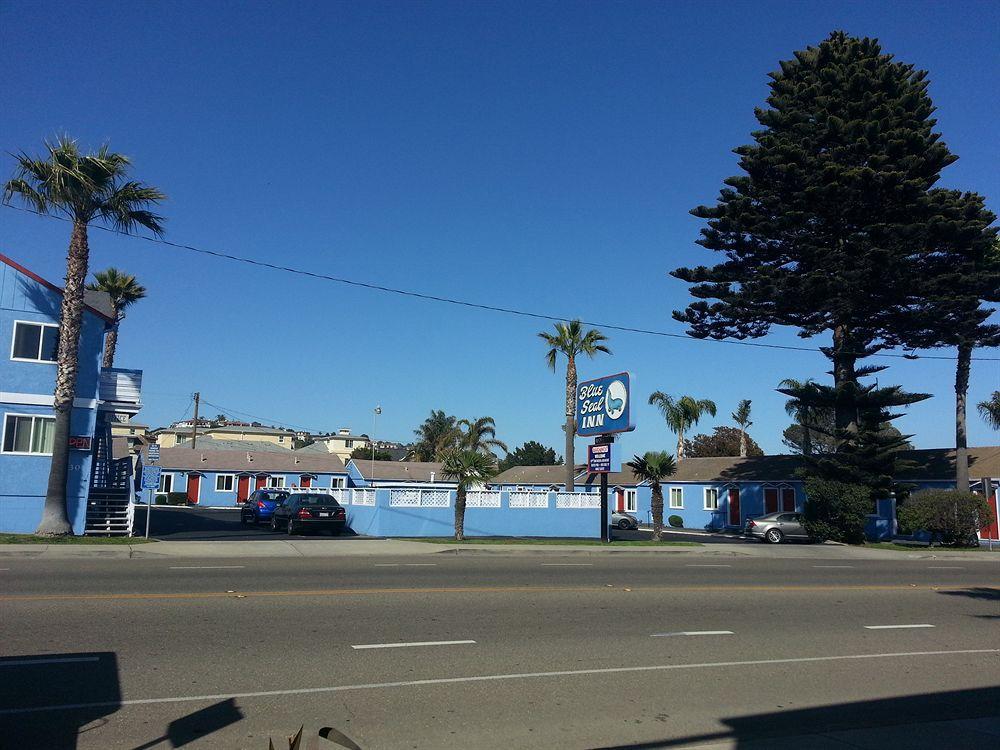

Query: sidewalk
[[1, 538, 997, 560]]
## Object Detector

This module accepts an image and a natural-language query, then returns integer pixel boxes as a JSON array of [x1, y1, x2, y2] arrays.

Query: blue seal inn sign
[[576, 372, 636, 437]]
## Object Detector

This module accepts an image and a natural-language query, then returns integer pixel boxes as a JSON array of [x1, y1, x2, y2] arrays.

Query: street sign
[[575, 372, 635, 437], [141, 465, 162, 490], [68, 436, 92, 450], [147, 444, 160, 462], [587, 443, 612, 473]]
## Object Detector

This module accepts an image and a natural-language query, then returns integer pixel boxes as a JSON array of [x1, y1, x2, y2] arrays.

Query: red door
[[781, 488, 796, 512], [728, 487, 741, 527], [255, 475, 267, 490], [237, 475, 251, 503], [981, 491, 999, 540], [186, 474, 201, 504], [300, 475, 312, 488], [764, 487, 778, 514], [616, 489, 624, 512]]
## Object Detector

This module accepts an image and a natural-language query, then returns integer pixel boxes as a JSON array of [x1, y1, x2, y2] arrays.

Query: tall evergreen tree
[[673, 32, 964, 440]]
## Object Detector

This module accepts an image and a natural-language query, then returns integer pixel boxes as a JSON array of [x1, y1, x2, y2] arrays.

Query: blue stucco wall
[[151, 468, 350, 506], [0, 262, 107, 534]]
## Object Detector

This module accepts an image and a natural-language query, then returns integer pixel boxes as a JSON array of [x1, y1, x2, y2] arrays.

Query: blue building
[[143, 446, 350, 506], [0, 253, 142, 535]]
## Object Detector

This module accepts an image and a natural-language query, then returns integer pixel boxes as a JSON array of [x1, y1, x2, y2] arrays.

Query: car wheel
[[270, 517, 279, 532], [287, 520, 297, 536], [766, 528, 783, 544], [618, 519, 631, 530]]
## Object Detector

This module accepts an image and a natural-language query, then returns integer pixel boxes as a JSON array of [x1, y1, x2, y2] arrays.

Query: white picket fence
[[556, 492, 601, 509], [508, 490, 550, 508], [389, 489, 451, 507], [465, 490, 502, 508]]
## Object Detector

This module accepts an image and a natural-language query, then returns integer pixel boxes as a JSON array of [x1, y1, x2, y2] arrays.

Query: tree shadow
[[936, 587, 1000, 602], [587, 685, 1000, 748]]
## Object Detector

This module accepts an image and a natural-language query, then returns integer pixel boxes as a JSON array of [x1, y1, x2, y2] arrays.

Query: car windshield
[[294, 494, 340, 506], [260, 492, 289, 502]]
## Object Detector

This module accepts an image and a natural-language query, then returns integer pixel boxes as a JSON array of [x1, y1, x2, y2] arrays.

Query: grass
[[863, 541, 992, 552], [402, 537, 702, 546], [0, 534, 155, 545]]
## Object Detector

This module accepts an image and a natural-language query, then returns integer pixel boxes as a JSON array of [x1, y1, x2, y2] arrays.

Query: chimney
[[247, 452, 253, 463]]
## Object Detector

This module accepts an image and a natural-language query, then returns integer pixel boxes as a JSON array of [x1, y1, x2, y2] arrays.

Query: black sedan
[[270, 493, 347, 535]]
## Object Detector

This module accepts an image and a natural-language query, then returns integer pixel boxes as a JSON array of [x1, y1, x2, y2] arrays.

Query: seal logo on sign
[[605, 379, 627, 420]]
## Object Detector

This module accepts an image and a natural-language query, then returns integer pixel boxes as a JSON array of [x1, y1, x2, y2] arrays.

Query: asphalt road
[[1, 555, 997, 749]]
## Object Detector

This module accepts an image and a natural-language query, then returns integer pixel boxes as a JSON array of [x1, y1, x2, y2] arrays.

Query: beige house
[[154, 424, 297, 448], [304, 428, 371, 460]]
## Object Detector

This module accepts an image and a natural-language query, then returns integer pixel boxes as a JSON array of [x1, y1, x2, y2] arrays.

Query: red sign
[[68, 436, 92, 451]]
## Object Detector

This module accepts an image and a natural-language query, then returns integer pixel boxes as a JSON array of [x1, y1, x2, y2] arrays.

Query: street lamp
[[371, 405, 381, 488]]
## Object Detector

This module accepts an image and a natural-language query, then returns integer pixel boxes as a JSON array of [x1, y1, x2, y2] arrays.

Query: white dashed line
[[864, 624, 935, 630], [352, 640, 476, 650], [651, 631, 734, 637]]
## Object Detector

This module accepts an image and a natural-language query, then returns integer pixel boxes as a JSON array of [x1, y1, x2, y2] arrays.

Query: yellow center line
[[0, 583, 981, 603]]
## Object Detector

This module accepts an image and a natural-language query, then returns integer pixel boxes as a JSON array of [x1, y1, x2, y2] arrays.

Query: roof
[[348, 459, 447, 482], [0, 253, 116, 323], [171, 438, 292, 453], [895, 447, 1000, 481], [143, 446, 347, 474], [205, 425, 296, 436]]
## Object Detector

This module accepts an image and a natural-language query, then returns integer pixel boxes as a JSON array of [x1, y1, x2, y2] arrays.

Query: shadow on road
[[133, 506, 369, 542], [586, 685, 1000, 749]]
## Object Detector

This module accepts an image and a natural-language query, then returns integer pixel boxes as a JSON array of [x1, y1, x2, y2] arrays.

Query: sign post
[[577, 372, 635, 543], [142, 457, 161, 539]]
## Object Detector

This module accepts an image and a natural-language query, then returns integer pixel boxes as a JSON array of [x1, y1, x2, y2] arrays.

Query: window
[[330, 476, 346, 489], [11, 321, 59, 362], [2, 414, 56, 454], [703, 487, 719, 510], [267, 476, 286, 488], [345, 440, 354, 448], [158, 473, 174, 493], [278, 436, 285, 442], [215, 474, 235, 492], [669, 487, 684, 509], [624, 489, 637, 513]]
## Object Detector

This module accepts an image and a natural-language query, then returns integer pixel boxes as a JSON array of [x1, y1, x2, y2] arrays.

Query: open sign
[[68, 436, 92, 450]]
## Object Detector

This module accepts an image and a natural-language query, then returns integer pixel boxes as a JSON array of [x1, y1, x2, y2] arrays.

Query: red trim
[[0, 252, 116, 324], [186, 474, 200, 505], [236, 475, 251, 503], [728, 487, 741, 527]]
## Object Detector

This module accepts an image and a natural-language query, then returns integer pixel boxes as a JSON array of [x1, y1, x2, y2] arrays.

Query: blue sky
[[2, 0, 998, 459]]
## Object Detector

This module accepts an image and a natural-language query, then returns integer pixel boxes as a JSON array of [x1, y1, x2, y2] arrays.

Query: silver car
[[745, 512, 811, 543], [611, 511, 639, 530]]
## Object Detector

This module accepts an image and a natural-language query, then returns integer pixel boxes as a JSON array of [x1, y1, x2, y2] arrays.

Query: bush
[[897, 490, 991, 546], [803, 478, 873, 545], [154, 497, 167, 505], [668, 514, 684, 528]]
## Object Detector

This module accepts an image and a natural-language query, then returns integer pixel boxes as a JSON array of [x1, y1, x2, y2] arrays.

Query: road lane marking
[[651, 631, 734, 637], [813, 565, 854, 568], [685, 564, 731, 567], [352, 640, 476, 650], [404, 564, 437, 566], [169, 566, 245, 570], [0, 584, 980, 603], [864, 624, 935, 630], [0, 656, 100, 667], [2, 649, 995, 715]]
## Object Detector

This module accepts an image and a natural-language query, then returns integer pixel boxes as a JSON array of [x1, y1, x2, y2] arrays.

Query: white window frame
[[669, 486, 684, 509], [158, 472, 175, 493], [624, 488, 637, 513], [703, 487, 719, 510], [330, 476, 346, 489], [1, 412, 56, 455], [215, 474, 235, 492], [10, 320, 59, 364], [267, 476, 286, 488]]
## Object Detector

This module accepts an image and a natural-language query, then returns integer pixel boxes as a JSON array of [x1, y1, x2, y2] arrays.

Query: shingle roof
[[171, 438, 291, 453], [896, 447, 1000, 480], [83, 288, 115, 320], [145, 446, 346, 474], [348, 459, 448, 482]]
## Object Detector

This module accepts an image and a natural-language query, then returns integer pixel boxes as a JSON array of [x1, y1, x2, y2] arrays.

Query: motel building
[[1, 254, 142, 535]]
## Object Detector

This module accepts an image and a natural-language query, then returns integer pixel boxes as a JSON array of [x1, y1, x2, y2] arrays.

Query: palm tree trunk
[[739, 427, 747, 457], [102, 316, 119, 369], [454, 486, 466, 541], [651, 483, 664, 541], [565, 356, 577, 492], [676, 429, 684, 461], [39, 221, 89, 535], [955, 342, 971, 493]]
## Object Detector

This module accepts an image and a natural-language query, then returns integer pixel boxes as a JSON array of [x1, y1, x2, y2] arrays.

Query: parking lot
[[132, 506, 371, 541]]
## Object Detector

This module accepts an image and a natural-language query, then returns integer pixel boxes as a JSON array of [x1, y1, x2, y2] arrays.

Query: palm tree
[[458, 416, 508, 457], [441, 449, 497, 540], [4, 137, 165, 536], [780, 378, 816, 456], [86, 268, 146, 368], [627, 451, 677, 541], [412, 410, 461, 461], [647, 393, 716, 460], [732, 399, 752, 457], [978, 392, 1000, 430], [538, 320, 611, 491]]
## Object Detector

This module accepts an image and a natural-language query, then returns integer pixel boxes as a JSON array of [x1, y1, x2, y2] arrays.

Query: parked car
[[270, 492, 347, 535], [611, 511, 639, 530], [744, 512, 812, 543], [240, 489, 290, 525]]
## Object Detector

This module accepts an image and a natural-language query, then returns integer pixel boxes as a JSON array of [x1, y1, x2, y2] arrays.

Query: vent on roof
[[247, 452, 253, 463], [200, 454, 206, 462]]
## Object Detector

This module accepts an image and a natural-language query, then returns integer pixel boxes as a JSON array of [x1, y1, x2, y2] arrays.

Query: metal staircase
[[85, 423, 135, 536]]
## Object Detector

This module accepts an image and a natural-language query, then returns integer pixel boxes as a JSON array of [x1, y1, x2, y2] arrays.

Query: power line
[[5, 202, 997, 362], [199, 398, 324, 435]]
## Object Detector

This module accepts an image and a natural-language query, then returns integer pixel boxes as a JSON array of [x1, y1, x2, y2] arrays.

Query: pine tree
[[673, 32, 964, 439]]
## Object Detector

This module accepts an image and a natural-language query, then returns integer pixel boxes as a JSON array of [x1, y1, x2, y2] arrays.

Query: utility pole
[[191, 392, 200, 449], [372, 405, 381, 488]]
